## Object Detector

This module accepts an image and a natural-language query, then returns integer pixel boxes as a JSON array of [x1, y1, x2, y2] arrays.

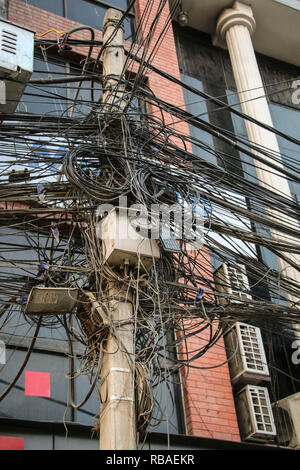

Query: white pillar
[[214, 1, 300, 304]]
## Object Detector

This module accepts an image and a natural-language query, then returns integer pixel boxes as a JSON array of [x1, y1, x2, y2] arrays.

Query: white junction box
[[99, 207, 160, 271], [0, 19, 34, 113], [24, 287, 79, 315]]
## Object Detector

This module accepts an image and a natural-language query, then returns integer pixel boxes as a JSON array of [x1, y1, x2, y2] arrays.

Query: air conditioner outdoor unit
[[272, 392, 300, 449], [224, 322, 270, 386], [213, 262, 252, 305], [0, 19, 34, 113], [235, 385, 277, 442]]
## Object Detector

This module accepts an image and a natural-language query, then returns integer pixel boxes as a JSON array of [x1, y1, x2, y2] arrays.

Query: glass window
[[66, 0, 107, 31], [22, 1, 134, 38], [258, 54, 300, 112], [269, 103, 300, 203], [0, 224, 98, 425], [65, 0, 133, 38], [148, 379, 184, 435], [0, 227, 75, 344], [0, 349, 71, 421], [174, 24, 300, 402], [104, 0, 129, 8], [174, 25, 243, 177], [226, 91, 259, 185], [181, 73, 218, 167], [19, 57, 67, 116], [68, 63, 102, 117], [0, 347, 98, 425], [24, 0, 64, 16], [18, 55, 103, 119]]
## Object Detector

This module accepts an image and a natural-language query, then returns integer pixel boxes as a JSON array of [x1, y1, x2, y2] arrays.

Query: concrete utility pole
[[102, 7, 126, 114], [99, 284, 136, 450], [99, 8, 136, 450]]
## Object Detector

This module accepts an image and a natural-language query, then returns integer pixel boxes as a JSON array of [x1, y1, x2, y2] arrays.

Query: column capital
[[213, 1, 256, 48]]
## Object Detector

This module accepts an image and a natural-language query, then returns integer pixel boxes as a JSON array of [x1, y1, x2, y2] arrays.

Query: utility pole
[[98, 8, 136, 450], [102, 7, 126, 114], [99, 283, 136, 450]]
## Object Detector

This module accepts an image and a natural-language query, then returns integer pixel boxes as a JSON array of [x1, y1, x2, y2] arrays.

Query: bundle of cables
[[63, 143, 131, 202]]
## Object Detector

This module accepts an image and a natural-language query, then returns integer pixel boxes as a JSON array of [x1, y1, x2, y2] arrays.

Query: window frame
[[21, 50, 103, 117], [23, 0, 136, 36]]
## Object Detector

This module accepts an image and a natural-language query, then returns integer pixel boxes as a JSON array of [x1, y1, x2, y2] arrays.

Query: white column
[[214, 1, 300, 304]]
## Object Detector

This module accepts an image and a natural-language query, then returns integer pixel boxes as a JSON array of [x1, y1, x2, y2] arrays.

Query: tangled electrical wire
[[0, 0, 299, 439]]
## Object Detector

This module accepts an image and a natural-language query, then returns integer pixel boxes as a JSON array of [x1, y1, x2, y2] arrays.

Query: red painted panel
[[25, 370, 51, 398], [0, 436, 24, 450]]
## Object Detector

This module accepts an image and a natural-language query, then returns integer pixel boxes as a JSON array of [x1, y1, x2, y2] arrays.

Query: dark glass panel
[[0, 349, 71, 421], [19, 57, 67, 116], [68, 63, 102, 117], [24, 0, 64, 17], [66, 0, 132, 37]]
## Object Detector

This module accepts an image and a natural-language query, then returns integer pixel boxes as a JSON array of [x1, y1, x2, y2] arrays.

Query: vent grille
[[238, 323, 268, 374], [227, 264, 251, 300], [213, 262, 252, 304], [224, 321, 270, 385], [248, 386, 276, 434], [1, 29, 17, 54]]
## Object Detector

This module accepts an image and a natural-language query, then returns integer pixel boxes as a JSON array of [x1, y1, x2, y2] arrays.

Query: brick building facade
[[1, 0, 300, 451], [2, 0, 241, 446]]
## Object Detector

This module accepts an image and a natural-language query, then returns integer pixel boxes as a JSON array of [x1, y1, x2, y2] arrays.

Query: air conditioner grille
[[1, 29, 17, 54], [239, 324, 267, 372], [227, 265, 251, 300], [236, 385, 276, 441], [213, 263, 252, 305], [224, 322, 270, 385], [249, 386, 275, 434]]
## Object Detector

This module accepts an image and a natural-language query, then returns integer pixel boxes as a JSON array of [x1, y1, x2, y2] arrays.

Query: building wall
[[6, 0, 240, 443], [179, 247, 240, 441], [182, 328, 241, 441]]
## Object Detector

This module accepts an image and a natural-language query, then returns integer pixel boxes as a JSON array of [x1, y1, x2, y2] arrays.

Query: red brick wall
[[183, 352, 241, 441], [177, 246, 240, 441], [181, 323, 241, 441], [134, 0, 191, 146], [9, 0, 240, 442]]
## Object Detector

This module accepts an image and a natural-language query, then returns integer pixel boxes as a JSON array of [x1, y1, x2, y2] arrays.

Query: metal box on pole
[[0, 19, 34, 113]]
